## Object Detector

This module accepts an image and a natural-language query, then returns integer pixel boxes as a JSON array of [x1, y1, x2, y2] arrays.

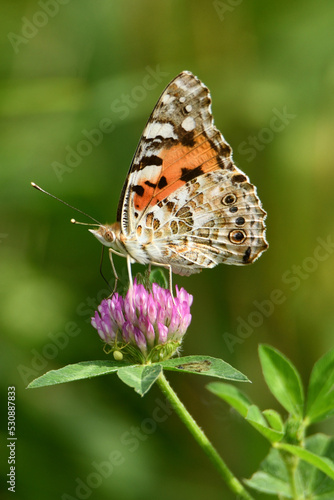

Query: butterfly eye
[[222, 193, 237, 205], [229, 229, 246, 244], [104, 230, 115, 243]]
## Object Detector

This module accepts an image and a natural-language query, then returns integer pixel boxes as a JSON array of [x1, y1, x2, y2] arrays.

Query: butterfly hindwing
[[136, 169, 267, 274]]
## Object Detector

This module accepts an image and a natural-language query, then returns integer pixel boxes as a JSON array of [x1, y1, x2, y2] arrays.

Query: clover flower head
[[91, 279, 193, 364]]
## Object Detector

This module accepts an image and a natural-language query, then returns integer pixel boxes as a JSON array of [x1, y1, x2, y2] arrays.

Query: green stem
[[280, 451, 300, 500], [157, 372, 254, 500]]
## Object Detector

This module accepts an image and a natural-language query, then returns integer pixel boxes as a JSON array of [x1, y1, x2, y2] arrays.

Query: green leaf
[[117, 364, 162, 396], [27, 360, 126, 388], [27, 355, 247, 392], [246, 405, 284, 443], [297, 434, 334, 499], [159, 355, 249, 382], [306, 348, 334, 424], [262, 409, 284, 433], [278, 442, 334, 480], [208, 382, 284, 442], [245, 470, 292, 497], [149, 268, 168, 289], [206, 382, 252, 417], [259, 345, 304, 418], [246, 434, 334, 498], [244, 447, 292, 497]]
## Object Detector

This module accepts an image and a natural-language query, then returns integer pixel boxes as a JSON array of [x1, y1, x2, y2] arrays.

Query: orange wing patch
[[132, 133, 232, 212]]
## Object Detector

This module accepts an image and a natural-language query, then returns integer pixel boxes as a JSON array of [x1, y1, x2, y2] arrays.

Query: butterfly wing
[[118, 71, 268, 274], [137, 167, 267, 275], [117, 71, 227, 233]]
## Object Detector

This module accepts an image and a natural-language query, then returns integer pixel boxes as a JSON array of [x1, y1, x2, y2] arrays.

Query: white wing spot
[[181, 116, 196, 132], [179, 96, 186, 103], [185, 104, 192, 112], [144, 122, 178, 140], [162, 93, 175, 105]]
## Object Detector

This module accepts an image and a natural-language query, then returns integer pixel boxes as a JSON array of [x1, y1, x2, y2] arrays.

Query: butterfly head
[[89, 222, 121, 249]]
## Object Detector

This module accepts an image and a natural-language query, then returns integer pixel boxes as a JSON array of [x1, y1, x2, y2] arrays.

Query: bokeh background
[[1, 1, 334, 499]]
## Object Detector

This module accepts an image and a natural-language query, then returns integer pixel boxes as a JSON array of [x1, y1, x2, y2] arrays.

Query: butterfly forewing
[[119, 72, 224, 230]]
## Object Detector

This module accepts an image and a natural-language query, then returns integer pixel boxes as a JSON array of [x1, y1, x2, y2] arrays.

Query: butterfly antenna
[[71, 219, 100, 227], [31, 182, 101, 225]]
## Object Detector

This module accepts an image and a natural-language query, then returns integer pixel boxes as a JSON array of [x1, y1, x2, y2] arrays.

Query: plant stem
[[280, 451, 300, 500], [157, 371, 254, 500]]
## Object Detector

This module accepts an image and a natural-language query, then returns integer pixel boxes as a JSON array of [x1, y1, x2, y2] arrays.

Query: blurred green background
[[1, 1, 334, 499]]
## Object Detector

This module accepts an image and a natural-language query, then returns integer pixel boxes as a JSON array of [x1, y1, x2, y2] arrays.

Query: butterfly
[[90, 71, 268, 289]]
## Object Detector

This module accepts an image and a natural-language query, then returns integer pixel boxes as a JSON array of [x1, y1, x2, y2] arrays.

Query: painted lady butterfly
[[90, 71, 268, 286]]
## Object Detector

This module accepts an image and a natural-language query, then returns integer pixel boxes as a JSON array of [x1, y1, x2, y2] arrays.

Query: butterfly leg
[[107, 248, 135, 290], [147, 260, 174, 297], [154, 263, 180, 312], [108, 249, 119, 296], [127, 254, 133, 288], [168, 265, 173, 298]]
